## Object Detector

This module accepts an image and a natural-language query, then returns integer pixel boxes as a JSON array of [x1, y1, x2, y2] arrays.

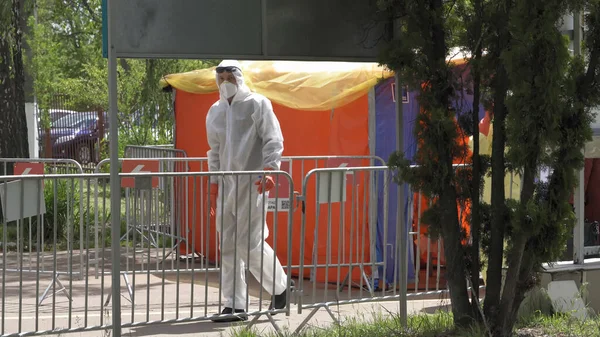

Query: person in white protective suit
[[206, 60, 291, 322]]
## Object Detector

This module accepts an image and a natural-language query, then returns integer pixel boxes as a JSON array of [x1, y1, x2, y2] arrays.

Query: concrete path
[[1, 250, 452, 337], [1, 299, 450, 337]]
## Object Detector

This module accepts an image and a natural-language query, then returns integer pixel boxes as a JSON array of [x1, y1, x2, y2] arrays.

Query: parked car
[[39, 112, 109, 164], [49, 109, 78, 123], [36, 108, 78, 125]]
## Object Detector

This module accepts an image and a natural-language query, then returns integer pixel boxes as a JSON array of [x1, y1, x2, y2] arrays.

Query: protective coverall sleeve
[[256, 99, 284, 170], [206, 109, 220, 184]]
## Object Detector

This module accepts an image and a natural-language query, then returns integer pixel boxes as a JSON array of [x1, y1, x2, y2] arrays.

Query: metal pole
[[392, 13, 408, 326], [573, 11, 585, 265], [32, 0, 39, 159], [394, 74, 407, 324], [107, 0, 122, 334]]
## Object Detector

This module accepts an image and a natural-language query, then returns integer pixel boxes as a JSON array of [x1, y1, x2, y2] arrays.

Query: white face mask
[[219, 81, 238, 99]]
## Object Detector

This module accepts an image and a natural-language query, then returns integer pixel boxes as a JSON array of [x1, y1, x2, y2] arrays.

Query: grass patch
[[232, 310, 600, 337], [232, 310, 484, 337], [518, 313, 600, 337]]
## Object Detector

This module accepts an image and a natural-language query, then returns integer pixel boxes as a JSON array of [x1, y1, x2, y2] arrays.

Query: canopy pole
[[573, 11, 585, 265], [394, 74, 408, 325], [107, 0, 122, 334]]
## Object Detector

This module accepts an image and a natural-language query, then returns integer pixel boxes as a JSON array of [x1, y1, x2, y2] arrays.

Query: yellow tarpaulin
[[159, 61, 394, 111]]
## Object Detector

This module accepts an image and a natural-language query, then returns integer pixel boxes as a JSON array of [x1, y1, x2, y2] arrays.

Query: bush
[[42, 179, 81, 243]]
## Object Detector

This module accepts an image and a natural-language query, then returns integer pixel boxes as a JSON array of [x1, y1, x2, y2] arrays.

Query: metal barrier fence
[[1, 170, 294, 337], [124, 145, 187, 160], [295, 166, 393, 330], [92, 155, 386, 274], [1, 156, 506, 336], [291, 163, 498, 334], [121, 147, 190, 265], [94, 157, 208, 277], [1, 158, 84, 175], [94, 155, 389, 286], [5, 153, 597, 336], [0, 158, 85, 310]]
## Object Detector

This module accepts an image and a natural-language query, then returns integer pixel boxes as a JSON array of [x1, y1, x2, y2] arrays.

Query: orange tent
[[160, 61, 394, 283], [160, 55, 484, 284]]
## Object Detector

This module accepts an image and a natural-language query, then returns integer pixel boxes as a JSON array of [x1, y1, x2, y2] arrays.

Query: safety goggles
[[216, 66, 240, 73]]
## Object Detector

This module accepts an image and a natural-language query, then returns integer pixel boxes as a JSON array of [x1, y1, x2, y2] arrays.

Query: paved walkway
[[117, 299, 451, 337], [2, 250, 452, 337], [3, 298, 451, 337]]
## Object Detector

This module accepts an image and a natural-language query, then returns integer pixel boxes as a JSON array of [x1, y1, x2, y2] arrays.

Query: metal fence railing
[[123, 145, 186, 160], [6, 153, 593, 336], [295, 166, 391, 330], [93, 157, 209, 280], [0, 158, 85, 310], [92, 155, 387, 272], [1, 170, 294, 337]]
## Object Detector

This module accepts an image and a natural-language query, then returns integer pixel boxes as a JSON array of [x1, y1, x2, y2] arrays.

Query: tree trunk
[[11, 0, 29, 159], [0, 0, 29, 222], [0, 0, 30, 164], [470, 63, 482, 314], [495, 164, 537, 336], [440, 187, 474, 326], [483, 64, 509, 320], [503, 246, 537, 336], [483, 0, 511, 321], [0, 36, 17, 165], [20, 0, 34, 102], [469, 0, 484, 314], [427, 0, 474, 326]]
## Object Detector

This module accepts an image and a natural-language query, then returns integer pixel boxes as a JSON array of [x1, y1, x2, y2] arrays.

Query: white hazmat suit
[[206, 60, 288, 312]]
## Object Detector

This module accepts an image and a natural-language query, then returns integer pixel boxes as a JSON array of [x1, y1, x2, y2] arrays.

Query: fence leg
[[104, 272, 134, 307], [123, 272, 134, 300], [266, 314, 282, 332], [323, 306, 340, 324], [336, 267, 374, 296], [38, 272, 71, 306], [120, 223, 157, 248], [337, 273, 351, 294], [245, 313, 282, 333], [246, 314, 262, 328], [158, 233, 187, 264], [293, 307, 323, 335]]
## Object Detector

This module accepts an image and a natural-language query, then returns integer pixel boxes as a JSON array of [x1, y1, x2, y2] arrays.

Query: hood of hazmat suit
[[205, 60, 287, 310], [207, 60, 283, 175]]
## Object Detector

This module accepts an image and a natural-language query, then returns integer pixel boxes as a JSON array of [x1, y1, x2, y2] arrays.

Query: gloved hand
[[208, 183, 218, 217], [255, 169, 276, 194]]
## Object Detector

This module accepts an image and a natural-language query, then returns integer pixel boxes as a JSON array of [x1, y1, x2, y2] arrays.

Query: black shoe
[[269, 280, 295, 315], [210, 307, 248, 322]]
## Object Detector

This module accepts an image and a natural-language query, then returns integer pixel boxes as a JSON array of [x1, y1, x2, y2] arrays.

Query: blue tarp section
[[374, 78, 419, 285], [452, 90, 487, 124], [373, 77, 486, 286]]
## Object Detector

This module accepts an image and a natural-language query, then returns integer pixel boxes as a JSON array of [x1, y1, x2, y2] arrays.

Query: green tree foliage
[[493, 2, 600, 335], [377, 0, 600, 336], [26, 0, 216, 146], [377, 0, 476, 326]]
